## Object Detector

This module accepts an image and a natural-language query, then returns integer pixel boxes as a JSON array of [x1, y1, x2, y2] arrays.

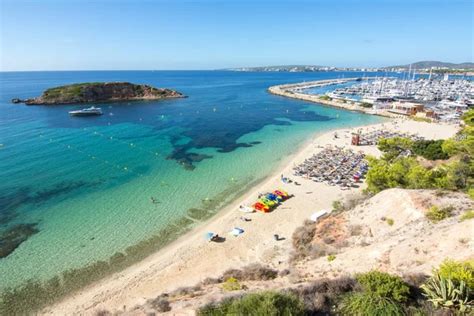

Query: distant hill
[[384, 61, 474, 70]]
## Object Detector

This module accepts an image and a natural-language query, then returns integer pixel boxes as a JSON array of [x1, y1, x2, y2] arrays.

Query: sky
[[0, 0, 473, 71]]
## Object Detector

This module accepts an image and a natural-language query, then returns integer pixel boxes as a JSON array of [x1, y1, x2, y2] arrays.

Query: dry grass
[[286, 277, 356, 313], [291, 214, 349, 262], [149, 296, 171, 312], [221, 264, 278, 281]]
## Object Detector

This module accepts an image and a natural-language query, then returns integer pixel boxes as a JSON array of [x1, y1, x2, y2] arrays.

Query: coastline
[[42, 117, 459, 315]]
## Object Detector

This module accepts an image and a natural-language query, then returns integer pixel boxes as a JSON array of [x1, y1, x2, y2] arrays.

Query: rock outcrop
[[17, 82, 185, 105]]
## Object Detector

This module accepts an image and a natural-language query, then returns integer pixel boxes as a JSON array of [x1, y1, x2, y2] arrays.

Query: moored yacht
[[69, 106, 103, 117]]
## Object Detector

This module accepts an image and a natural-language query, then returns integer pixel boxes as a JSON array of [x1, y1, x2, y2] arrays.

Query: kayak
[[259, 198, 276, 207], [253, 202, 269, 212], [274, 189, 288, 198], [266, 193, 282, 202], [238, 205, 254, 213]]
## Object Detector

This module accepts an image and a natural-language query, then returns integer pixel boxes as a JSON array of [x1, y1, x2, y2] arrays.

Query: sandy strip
[[42, 119, 458, 315]]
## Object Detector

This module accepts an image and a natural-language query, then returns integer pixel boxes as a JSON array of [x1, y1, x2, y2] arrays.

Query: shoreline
[[42, 116, 459, 315]]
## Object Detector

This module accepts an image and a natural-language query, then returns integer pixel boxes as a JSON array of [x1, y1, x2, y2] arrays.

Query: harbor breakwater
[[268, 78, 396, 118]]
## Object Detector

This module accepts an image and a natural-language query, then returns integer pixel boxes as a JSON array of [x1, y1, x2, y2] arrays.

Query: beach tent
[[310, 210, 329, 222], [230, 227, 244, 237], [205, 232, 217, 241]]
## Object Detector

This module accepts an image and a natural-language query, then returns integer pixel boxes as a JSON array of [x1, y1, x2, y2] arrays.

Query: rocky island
[[13, 82, 185, 105]]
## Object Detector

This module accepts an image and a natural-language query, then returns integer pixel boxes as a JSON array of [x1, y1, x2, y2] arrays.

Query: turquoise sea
[[0, 71, 385, 290]]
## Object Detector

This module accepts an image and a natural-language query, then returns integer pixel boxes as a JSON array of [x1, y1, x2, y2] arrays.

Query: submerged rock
[[0, 223, 39, 258], [16, 82, 185, 105]]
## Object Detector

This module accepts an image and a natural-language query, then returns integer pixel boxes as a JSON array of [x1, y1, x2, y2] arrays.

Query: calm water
[[0, 71, 384, 289]]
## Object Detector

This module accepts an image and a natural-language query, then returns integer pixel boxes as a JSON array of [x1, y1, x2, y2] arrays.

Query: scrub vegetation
[[196, 261, 472, 315], [366, 109, 474, 194]]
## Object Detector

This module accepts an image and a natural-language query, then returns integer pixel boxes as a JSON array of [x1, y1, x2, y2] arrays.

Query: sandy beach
[[43, 119, 459, 315]]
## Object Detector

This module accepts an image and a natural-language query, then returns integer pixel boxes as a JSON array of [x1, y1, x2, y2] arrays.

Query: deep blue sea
[[0, 70, 385, 289]]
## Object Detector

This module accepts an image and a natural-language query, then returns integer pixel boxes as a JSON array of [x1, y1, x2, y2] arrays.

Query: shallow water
[[0, 70, 385, 289]]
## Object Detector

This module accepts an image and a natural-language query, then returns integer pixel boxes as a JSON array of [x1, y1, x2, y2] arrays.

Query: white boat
[[238, 205, 254, 213], [310, 210, 329, 222], [69, 106, 103, 117]]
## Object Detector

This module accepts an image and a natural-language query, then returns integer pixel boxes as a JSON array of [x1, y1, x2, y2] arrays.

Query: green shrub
[[327, 254, 336, 262], [319, 95, 331, 101], [462, 109, 474, 127], [411, 139, 448, 160], [366, 156, 444, 193], [367, 117, 474, 194], [411, 116, 432, 123], [378, 137, 414, 162], [386, 218, 394, 226], [359, 102, 373, 108], [420, 273, 472, 312], [460, 210, 474, 221], [355, 271, 410, 302], [426, 205, 453, 223], [332, 200, 344, 212], [198, 291, 305, 316], [221, 277, 241, 291], [339, 292, 404, 316], [468, 188, 474, 200], [438, 259, 474, 289]]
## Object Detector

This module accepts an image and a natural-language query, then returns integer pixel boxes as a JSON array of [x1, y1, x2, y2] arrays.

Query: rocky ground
[[119, 188, 473, 315]]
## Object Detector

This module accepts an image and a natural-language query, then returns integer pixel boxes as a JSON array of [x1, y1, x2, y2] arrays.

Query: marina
[[269, 76, 473, 122]]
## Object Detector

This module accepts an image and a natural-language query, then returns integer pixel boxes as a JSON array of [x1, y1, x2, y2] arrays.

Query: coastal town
[[228, 61, 474, 75]]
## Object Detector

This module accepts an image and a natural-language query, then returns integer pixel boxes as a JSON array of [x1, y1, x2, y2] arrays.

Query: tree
[[378, 137, 414, 162]]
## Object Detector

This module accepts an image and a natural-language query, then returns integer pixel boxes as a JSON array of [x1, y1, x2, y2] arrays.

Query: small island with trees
[[12, 82, 185, 105]]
